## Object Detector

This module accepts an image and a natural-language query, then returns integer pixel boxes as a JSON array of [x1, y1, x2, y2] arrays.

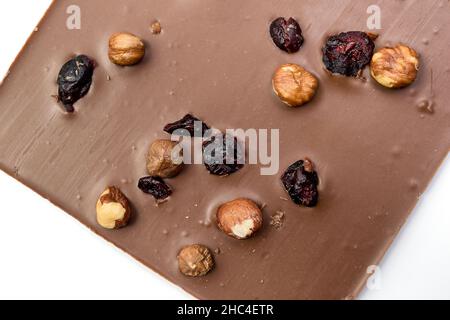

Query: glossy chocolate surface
[[0, 0, 449, 299]]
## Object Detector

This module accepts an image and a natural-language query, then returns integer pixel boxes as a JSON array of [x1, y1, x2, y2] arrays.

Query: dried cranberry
[[270, 17, 304, 53], [163, 114, 210, 137], [322, 31, 375, 77], [281, 159, 319, 207], [138, 176, 172, 200], [57, 55, 95, 112], [203, 135, 244, 176]]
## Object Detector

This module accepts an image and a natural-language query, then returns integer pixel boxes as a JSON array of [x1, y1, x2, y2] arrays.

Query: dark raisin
[[163, 114, 210, 137], [203, 134, 244, 176], [57, 55, 95, 112], [270, 17, 304, 53], [281, 159, 319, 207], [138, 176, 172, 200], [322, 31, 375, 77]]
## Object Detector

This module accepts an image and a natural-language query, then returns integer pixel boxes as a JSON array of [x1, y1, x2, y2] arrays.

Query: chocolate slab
[[0, 0, 449, 299]]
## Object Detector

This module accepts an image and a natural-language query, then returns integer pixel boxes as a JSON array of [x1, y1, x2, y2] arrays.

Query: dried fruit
[[281, 158, 319, 207], [96, 186, 131, 229], [203, 134, 244, 176], [108, 32, 145, 66], [138, 176, 172, 200], [322, 31, 375, 77], [57, 55, 95, 112], [272, 63, 318, 107], [217, 199, 263, 239], [371, 44, 420, 89], [270, 17, 304, 53], [147, 139, 183, 178], [178, 244, 215, 277], [164, 114, 210, 137]]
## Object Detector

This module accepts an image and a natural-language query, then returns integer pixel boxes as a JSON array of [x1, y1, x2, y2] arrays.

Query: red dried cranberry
[[281, 159, 319, 207], [203, 134, 244, 176], [57, 55, 95, 112], [138, 176, 172, 200], [163, 114, 210, 137], [322, 31, 375, 77], [270, 17, 304, 53]]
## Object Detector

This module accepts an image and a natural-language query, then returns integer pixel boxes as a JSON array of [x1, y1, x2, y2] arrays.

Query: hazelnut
[[108, 32, 145, 66], [96, 186, 131, 229], [217, 199, 263, 240], [371, 44, 420, 89], [178, 244, 215, 277], [147, 139, 184, 178], [272, 63, 318, 107]]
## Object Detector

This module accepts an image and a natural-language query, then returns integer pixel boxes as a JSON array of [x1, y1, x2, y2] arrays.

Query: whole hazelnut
[[147, 139, 184, 178], [178, 244, 215, 277], [96, 186, 131, 229], [108, 32, 145, 66], [217, 198, 263, 240], [371, 44, 420, 89], [272, 63, 318, 107]]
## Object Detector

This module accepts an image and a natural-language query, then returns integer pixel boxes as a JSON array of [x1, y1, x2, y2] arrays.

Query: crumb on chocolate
[[270, 210, 285, 229]]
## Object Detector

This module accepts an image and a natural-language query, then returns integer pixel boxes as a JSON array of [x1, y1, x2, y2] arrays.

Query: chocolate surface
[[0, 0, 449, 299]]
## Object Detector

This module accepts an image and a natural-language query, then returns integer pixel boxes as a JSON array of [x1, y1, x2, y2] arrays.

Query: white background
[[0, 1, 449, 300]]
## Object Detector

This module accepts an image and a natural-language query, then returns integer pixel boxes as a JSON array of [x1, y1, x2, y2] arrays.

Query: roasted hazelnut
[[108, 32, 145, 66], [178, 244, 215, 277], [272, 63, 318, 107], [371, 44, 420, 89], [217, 199, 263, 240], [147, 139, 183, 178], [96, 186, 131, 229]]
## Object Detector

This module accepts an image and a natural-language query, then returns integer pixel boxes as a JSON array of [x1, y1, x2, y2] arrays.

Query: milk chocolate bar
[[0, 0, 449, 299]]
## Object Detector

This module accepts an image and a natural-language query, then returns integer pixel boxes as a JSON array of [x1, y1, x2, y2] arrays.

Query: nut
[[371, 44, 419, 89], [272, 64, 318, 107], [96, 186, 131, 229], [108, 32, 145, 66], [178, 244, 215, 277], [217, 199, 263, 240], [150, 21, 162, 34], [147, 139, 184, 178]]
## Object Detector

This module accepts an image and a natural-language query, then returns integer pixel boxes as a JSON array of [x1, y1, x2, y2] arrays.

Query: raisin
[[163, 114, 210, 137], [281, 159, 319, 207], [138, 176, 172, 200], [203, 134, 244, 176], [322, 31, 375, 77], [270, 17, 304, 53], [57, 55, 95, 112]]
